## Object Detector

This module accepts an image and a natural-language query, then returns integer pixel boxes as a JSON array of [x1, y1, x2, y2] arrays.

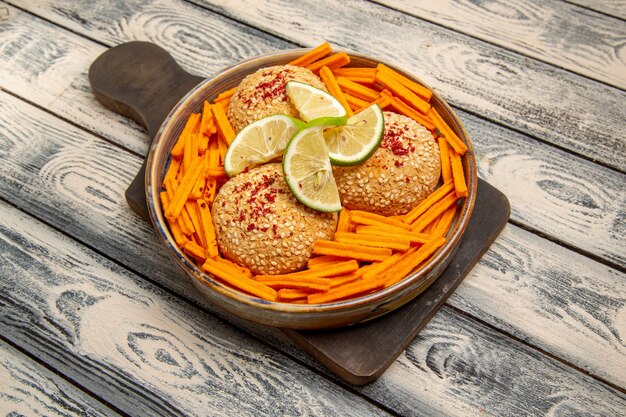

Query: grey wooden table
[[1, 1, 625, 416]]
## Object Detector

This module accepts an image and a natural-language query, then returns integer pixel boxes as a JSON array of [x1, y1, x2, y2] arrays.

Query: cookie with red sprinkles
[[333, 112, 440, 216], [212, 163, 337, 275], [227, 65, 327, 133]]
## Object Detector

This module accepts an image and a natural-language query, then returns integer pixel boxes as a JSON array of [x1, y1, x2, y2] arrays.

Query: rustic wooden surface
[[0, 0, 624, 415]]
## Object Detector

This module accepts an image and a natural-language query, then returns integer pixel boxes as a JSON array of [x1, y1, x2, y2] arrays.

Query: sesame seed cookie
[[227, 65, 327, 133], [333, 112, 441, 216], [212, 163, 337, 275]]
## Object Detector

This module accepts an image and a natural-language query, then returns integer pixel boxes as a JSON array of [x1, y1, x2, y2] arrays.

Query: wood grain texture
[[375, 0, 626, 89], [568, 0, 626, 20], [192, 0, 626, 171], [453, 224, 626, 388], [2, 1, 624, 267], [0, 4, 148, 155], [0, 90, 624, 407], [0, 3, 289, 156], [10, 0, 626, 170], [0, 341, 118, 416], [1, 201, 625, 417], [0, 202, 390, 417], [363, 307, 626, 416], [460, 108, 626, 268]]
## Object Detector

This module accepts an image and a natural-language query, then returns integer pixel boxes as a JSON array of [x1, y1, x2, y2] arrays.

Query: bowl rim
[[145, 47, 477, 323]]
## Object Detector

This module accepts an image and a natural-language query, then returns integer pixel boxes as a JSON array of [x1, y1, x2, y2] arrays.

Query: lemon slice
[[323, 104, 384, 166], [286, 81, 348, 124], [283, 125, 342, 212], [224, 115, 299, 177]]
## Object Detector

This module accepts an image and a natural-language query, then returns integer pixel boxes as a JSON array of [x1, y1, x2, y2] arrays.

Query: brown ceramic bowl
[[145, 48, 477, 329]]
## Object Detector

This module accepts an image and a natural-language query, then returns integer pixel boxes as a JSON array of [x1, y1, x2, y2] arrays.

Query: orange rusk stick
[[201, 102, 217, 137], [197, 133, 209, 156], [329, 271, 363, 287], [164, 177, 178, 202], [171, 113, 200, 159], [307, 278, 384, 304], [163, 158, 181, 188], [214, 257, 252, 278], [168, 219, 188, 247], [179, 206, 196, 235], [278, 288, 312, 301], [428, 108, 468, 155], [312, 240, 392, 262], [177, 207, 195, 237], [308, 259, 360, 277], [432, 205, 457, 238], [306, 52, 350, 73], [216, 135, 228, 164], [376, 70, 431, 115], [334, 231, 411, 252], [159, 191, 170, 211], [361, 252, 405, 281], [344, 93, 369, 112], [383, 237, 446, 287], [422, 219, 436, 235], [184, 201, 205, 246], [359, 94, 392, 113], [288, 41, 332, 67], [350, 210, 412, 231], [376, 63, 432, 101], [255, 277, 331, 291], [208, 140, 220, 169], [184, 240, 206, 262], [197, 198, 220, 258], [404, 180, 454, 224], [336, 77, 380, 101], [206, 166, 228, 179], [189, 155, 210, 200], [354, 225, 431, 244], [204, 178, 217, 204], [211, 102, 236, 144], [411, 192, 459, 233], [319, 66, 353, 117], [331, 69, 376, 84], [438, 136, 452, 183], [307, 255, 351, 269], [182, 134, 194, 171], [336, 206, 351, 233], [382, 91, 435, 131], [450, 148, 468, 198], [332, 67, 377, 78], [213, 86, 238, 103], [183, 130, 199, 173], [257, 260, 359, 280], [166, 157, 203, 219], [202, 258, 277, 301], [190, 175, 206, 200]]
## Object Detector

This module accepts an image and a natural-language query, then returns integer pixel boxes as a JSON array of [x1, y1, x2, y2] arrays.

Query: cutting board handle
[[89, 41, 204, 221]]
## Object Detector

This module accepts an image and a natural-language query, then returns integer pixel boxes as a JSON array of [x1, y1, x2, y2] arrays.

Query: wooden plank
[[455, 224, 626, 388], [567, 0, 626, 20], [0, 203, 389, 417], [191, 0, 626, 171], [0, 341, 119, 416], [0, 3, 290, 156], [375, 0, 626, 89], [0, 2, 623, 267], [0, 90, 625, 405], [461, 108, 626, 268], [364, 306, 626, 416]]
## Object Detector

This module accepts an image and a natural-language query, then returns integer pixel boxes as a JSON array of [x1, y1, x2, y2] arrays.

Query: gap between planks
[[445, 303, 626, 395]]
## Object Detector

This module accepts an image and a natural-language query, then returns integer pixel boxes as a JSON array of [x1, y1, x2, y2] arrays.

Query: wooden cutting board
[[89, 41, 510, 385]]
